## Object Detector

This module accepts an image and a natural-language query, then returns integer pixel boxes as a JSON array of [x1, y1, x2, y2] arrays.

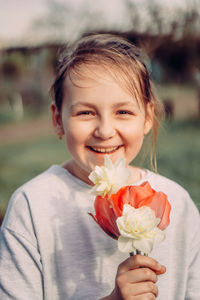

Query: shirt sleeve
[[185, 241, 200, 300], [0, 190, 43, 300], [185, 201, 200, 300]]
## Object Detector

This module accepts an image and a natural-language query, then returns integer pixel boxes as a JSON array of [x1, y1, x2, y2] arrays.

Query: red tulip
[[89, 181, 171, 239], [89, 195, 120, 239]]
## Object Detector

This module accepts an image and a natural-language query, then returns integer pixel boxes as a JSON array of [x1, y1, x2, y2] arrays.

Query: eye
[[118, 110, 129, 114], [117, 110, 133, 115], [77, 111, 94, 116]]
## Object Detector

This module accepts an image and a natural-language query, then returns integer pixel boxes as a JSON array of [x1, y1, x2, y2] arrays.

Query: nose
[[94, 117, 116, 140]]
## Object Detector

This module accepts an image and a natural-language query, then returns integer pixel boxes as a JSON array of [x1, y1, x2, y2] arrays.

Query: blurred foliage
[[1, 52, 27, 78], [0, 46, 56, 124], [153, 36, 200, 82]]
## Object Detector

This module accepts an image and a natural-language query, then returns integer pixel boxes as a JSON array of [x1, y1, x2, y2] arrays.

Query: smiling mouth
[[87, 146, 121, 154]]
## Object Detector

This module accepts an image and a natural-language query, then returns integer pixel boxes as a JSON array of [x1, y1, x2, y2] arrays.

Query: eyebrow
[[69, 102, 96, 111], [112, 101, 138, 108], [69, 100, 137, 111]]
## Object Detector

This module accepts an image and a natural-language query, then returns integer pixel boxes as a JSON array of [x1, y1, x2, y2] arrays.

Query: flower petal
[[88, 155, 131, 197], [132, 182, 155, 204], [118, 236, 135, 253], [153, 227, 166, 243], [95, 181, 108, 192], [116, 205, 166, 254], [104, 154, 114, 170], [111, 183, 171, 230], [92, 195, 120, 239], [134, 237, 154, 254], [138, 191, 171, 230]]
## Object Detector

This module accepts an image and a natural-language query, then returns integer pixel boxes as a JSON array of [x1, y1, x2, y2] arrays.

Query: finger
[[116, 268, 158, 295], [119, 282, 158, 299], [155, 265, 166, 275], [127, 281, 158, 297], [118, 255, 164, 274], [133, 293, 156, 300], [125, 268, 158, 284]]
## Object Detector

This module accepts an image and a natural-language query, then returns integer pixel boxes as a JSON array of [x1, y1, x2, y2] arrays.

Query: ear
[[51, 103, 64, 137], [144, 102, 154, 135]]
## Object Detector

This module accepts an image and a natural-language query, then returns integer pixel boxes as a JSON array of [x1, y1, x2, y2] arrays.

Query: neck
[[62, 160, 93, 186], [127, 165, 143, 184]]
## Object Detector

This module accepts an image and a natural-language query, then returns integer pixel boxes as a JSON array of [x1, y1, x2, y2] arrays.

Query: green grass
[[134, 121, 200, 211], [156, 119, 200, 210], [0, 119, 200, 217], [0, 136, 70, 212]]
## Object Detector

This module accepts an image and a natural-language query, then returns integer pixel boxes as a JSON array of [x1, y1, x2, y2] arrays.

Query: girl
[[0, 33, 199, 300]]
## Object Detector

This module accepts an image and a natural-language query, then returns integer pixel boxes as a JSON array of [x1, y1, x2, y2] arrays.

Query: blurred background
[[0, 0, 200, 224]]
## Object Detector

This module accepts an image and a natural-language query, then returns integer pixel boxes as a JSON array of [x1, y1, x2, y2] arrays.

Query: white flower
[[116, 204, 165, 254], [88, 155, 131, 197]]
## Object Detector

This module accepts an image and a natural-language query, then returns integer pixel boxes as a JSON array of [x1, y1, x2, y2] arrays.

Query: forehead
[[64, 66, 131, 106], [67, 64, 115, 87], [64, 63, 143, 104]]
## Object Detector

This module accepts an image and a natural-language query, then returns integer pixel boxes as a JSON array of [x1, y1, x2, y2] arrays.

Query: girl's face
[[51, 66, 153, 184]]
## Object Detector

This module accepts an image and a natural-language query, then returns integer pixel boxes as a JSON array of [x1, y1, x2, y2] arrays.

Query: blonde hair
[[51, 33, 164, 170]]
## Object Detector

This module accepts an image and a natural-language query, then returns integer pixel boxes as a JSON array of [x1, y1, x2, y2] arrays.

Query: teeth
[[90, 146, 119, 153]]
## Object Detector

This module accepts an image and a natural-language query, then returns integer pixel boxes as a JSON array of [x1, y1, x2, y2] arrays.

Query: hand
[[110, 255, 166, 300]]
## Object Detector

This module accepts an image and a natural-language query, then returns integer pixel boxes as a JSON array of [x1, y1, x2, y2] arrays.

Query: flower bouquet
[[88, 155, 171, 256]]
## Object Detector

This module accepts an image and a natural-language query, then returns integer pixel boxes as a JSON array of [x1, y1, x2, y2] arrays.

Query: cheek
[[122, 124, 145, 157], [121, 123, 145, 142], [63, 121, 92, 149]]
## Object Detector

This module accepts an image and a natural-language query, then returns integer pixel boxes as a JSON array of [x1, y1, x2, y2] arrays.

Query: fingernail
[[156, 263, 162, 270]]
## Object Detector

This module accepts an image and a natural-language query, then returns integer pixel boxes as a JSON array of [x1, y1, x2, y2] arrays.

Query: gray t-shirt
[[0, 165, 200, 300]]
